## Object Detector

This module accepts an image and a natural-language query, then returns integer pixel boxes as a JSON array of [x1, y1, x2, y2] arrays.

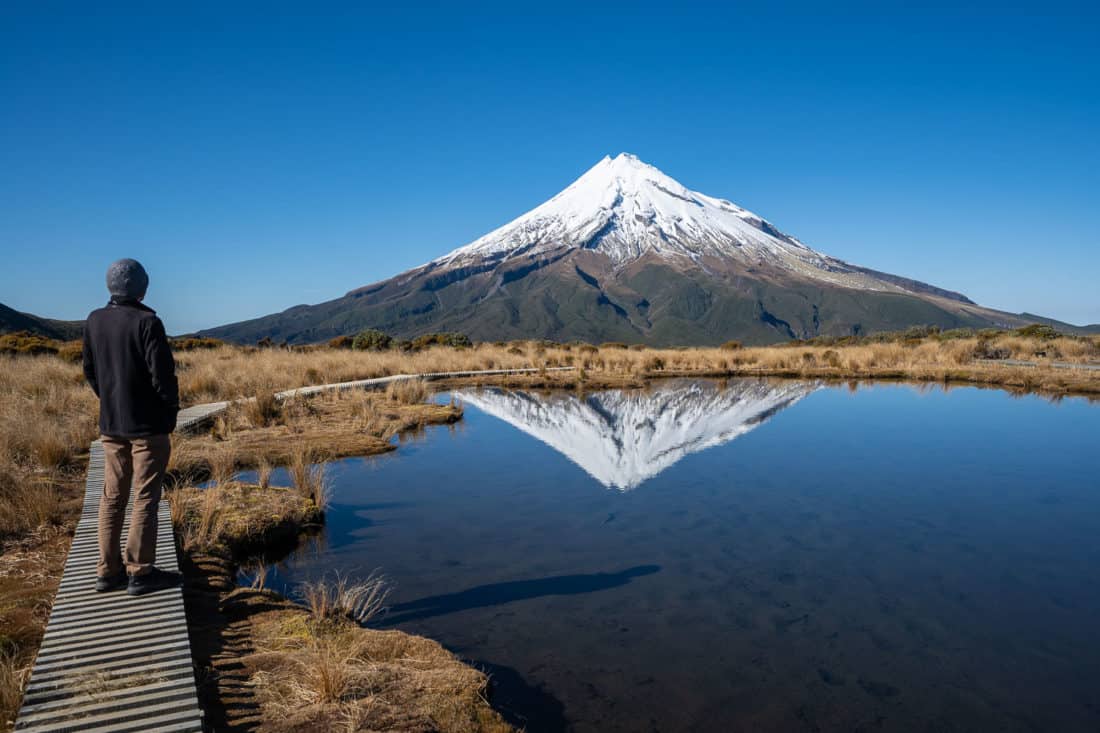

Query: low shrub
[[171, 336, 225, 351], [327, 335, 354, 349], [410, 332, 471, 349], [351, 329, 392, 351], [1014, 324, 1060, 340], [720, 340, 743, 350], [0, 332, 61, 356]]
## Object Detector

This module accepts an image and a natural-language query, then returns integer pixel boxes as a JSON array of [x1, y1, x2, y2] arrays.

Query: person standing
[[82, 258, 182, 595]]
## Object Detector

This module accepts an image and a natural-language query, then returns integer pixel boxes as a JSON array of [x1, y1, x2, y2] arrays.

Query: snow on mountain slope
[[432, 153, 914, 295], [456, 379, 816, 490]]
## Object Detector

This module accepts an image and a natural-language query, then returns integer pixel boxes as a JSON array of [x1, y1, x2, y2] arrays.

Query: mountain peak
[[578, 152, 685, 194], [434, 153, 830, 271]]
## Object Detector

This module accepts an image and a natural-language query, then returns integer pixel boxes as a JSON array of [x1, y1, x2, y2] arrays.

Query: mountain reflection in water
[[455, 379, 816, 490], [247, 381, 1100, 732]]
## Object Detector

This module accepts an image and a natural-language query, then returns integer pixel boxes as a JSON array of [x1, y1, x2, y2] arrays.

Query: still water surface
[[255, 379, 1100, 732]]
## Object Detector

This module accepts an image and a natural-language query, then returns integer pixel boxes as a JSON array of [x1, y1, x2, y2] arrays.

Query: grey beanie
[[106, 258, 149, 299]]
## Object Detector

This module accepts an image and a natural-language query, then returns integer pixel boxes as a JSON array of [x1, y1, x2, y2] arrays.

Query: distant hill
[[198, 154, 1098, 346], [1018, 313, 1100, 335], [0, 302, 83, 340]]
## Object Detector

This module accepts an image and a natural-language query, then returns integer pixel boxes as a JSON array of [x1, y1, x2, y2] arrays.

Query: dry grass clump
[[0, 469, 62, 542], [298, 571, 391, 625], [0, 522, 72, 729], [0, 649, 29, 730], [243, 390, 281, 427], [0, 356, 95, 544], [170, 386, 463, 479], [246, 610, 513, 732], [289, 448, 329, 509], [0, 356, 97, 472], [170, 481, 323, 555], [384, 377, 428, 405]]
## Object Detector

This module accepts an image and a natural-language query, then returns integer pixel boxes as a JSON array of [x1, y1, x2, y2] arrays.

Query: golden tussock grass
[[297, 571, 390, 626], [0, 356, 92, 728], [1, 328, 1097, 726], [170, 384, 462, 480], [169, 334, 1100, 408], [288, 447, 330, 509], [246, 610, 513, 732], [169, 481, 323, 556], [0, 523, 72, 729], [0, 649, 29, 730]]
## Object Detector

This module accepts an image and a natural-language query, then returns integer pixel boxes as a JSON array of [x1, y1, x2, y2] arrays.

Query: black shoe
[[95, 570, 128, 592], [127, 567, 182, 596]]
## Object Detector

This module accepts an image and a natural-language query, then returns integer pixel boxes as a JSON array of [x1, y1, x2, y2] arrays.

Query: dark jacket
[[82, 298, 179, 438]]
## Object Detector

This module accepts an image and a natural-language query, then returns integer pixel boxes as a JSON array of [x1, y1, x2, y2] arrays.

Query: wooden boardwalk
[[14, 441, 203, 733], [15, 366, 571, 731], [976, 358, 1100, 371]]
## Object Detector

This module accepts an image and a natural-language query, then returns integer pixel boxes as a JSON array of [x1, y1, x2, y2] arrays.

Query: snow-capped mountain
[[456, 379, 816, 490], [202, 154, 1077, 345], [433, 153, 920, 296]]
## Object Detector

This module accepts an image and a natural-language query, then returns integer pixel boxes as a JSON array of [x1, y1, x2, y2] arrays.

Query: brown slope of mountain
[[199, 250, 1063, 346]]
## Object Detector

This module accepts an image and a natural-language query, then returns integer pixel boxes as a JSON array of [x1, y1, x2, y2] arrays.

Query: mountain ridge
[[0, 302, 84, 341]]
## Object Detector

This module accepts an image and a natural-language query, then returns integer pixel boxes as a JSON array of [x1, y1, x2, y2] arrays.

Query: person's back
[[82, 258, 182, 596], [84, 298, 179, 438]]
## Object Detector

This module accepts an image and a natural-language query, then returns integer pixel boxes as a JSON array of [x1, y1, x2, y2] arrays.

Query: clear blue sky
[[2, 2, 1097, 333]]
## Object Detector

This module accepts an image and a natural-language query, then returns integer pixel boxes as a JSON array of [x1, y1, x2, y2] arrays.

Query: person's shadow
[[378, 564, 660, 626]]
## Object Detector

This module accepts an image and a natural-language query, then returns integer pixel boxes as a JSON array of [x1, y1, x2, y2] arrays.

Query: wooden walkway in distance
[[976, 358, 1100, 372], [15, 366, 572, 731]]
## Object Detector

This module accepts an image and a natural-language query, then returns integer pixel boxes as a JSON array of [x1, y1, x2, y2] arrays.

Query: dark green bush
[[1014, 324, 1060, 340], [351, 329, 393, 351]]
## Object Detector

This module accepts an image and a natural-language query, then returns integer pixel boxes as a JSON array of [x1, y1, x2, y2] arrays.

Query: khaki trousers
[[98, 434, 172, 577]]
